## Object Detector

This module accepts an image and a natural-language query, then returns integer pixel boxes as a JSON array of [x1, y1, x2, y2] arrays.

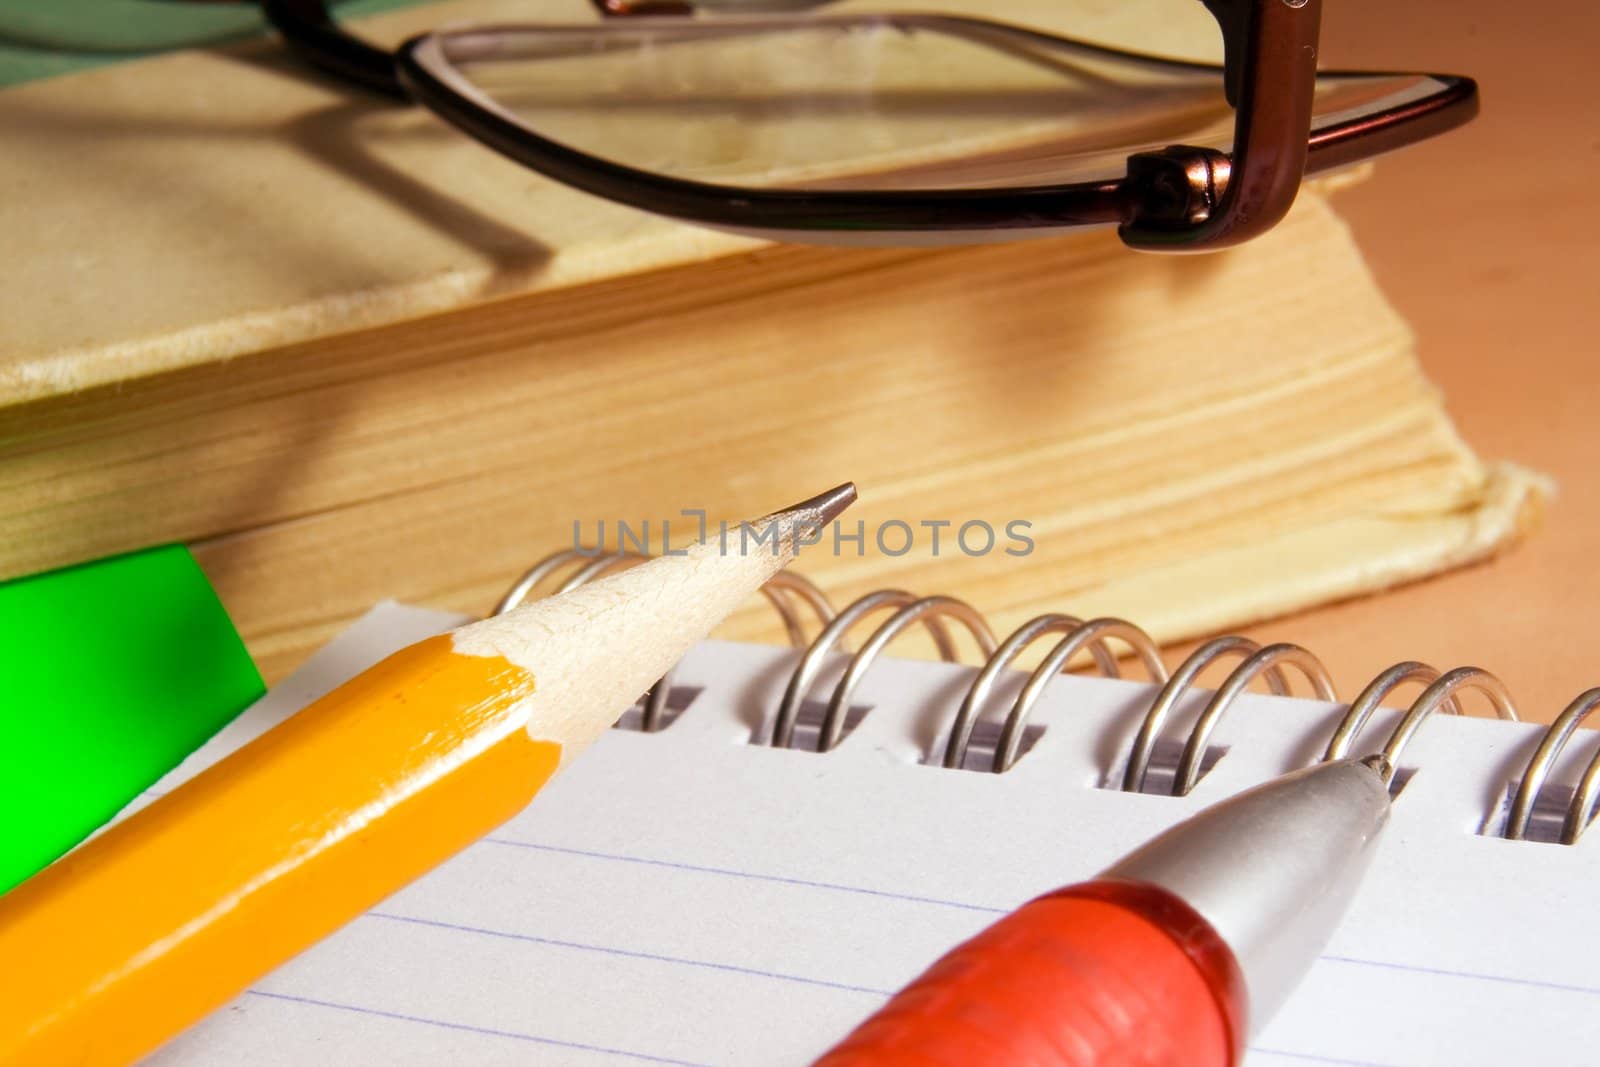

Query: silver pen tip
[[1102, 758, 1392, 1034]]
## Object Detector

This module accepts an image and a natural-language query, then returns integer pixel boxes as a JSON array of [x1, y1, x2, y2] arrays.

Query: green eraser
[[0, 545, 264, 894]]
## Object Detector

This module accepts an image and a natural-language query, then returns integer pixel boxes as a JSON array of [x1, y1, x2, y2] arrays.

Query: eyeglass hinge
[[1124, 146, 1234, 231]]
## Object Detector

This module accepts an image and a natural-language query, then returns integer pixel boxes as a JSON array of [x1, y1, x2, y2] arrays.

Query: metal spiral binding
[[1502, 688, 1600, 844], [772, 593, 997, 753], [499, 554, 1600, 843], [946, 615, 1166, 774]]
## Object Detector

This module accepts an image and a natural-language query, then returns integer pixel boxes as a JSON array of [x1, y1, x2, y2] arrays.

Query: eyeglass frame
[[174, 0, 1478, 252]]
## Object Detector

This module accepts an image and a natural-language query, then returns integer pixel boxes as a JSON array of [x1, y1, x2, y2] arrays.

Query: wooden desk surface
[[1193, 1, 1600, 721]]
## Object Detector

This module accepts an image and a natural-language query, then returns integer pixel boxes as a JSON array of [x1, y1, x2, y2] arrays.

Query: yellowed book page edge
[[1060, 463, 1552, 644]]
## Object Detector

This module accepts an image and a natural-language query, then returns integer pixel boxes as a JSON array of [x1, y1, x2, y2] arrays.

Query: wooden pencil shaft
[[0, 484, 854, 1067]]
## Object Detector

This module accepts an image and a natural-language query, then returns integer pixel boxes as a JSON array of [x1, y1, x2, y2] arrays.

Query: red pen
[[814, 757, 1392, 1067]]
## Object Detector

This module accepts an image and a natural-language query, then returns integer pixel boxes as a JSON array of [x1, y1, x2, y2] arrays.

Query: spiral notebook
[[124, 559, 1600, 1067]]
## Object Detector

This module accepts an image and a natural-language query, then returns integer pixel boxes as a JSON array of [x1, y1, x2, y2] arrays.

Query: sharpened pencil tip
[[769, 482, 857, 528]]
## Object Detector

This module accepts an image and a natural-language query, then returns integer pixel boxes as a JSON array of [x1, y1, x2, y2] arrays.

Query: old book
[[0, 0, 1547, 681]]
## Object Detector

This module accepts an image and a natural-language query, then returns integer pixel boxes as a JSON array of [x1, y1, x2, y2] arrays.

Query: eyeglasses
[[187, 0, 1477, 252]]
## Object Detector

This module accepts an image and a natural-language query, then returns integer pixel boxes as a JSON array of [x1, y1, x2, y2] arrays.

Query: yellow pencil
[[0, 483, 856, 1066]]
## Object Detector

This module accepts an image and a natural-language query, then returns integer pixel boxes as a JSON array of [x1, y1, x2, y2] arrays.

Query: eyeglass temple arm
[[260, 0, 409, 99]]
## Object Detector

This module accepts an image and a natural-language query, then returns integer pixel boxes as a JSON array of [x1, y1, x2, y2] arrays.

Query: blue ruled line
[[138, 784, 1600, 1007], [1320, 953, 1600, 998], [367, 911, 895, 997], [1249, 1048, 1397, 1067], [244, 990, 711, 1066], [481, 837, 1600, 1001], [481, 836, 1009, 915]]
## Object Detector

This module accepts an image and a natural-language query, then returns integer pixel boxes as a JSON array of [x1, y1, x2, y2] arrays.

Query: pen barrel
[[813, 880, 1245, 1067]]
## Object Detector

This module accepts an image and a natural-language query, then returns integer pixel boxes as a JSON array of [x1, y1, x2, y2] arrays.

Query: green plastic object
[[0, 545, 264, 894], [0, 0, 428, 88]]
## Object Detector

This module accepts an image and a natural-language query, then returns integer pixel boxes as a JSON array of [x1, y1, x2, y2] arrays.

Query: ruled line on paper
[[244, 990, 713, 1067], [366, 911, 896, 997], [479, 836, 1010, 915], [469, 837, 1600, 1002], [138, 785, 1600, 1005], [243, 988, 1397, 1067], [1248, 1047, 1397, 1067], [1319, 954, 1600, 998]]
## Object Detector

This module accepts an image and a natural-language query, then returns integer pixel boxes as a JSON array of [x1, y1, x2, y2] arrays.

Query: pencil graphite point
[[0, 484, 857, 1067], [766, 480, 858, 531]]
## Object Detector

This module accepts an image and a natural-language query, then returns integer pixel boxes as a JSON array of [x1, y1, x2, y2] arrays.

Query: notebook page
[[140, 604, 1600, 1066]]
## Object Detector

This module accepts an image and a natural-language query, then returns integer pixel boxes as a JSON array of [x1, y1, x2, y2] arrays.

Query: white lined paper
[[140, 604, 1600, 1066]]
